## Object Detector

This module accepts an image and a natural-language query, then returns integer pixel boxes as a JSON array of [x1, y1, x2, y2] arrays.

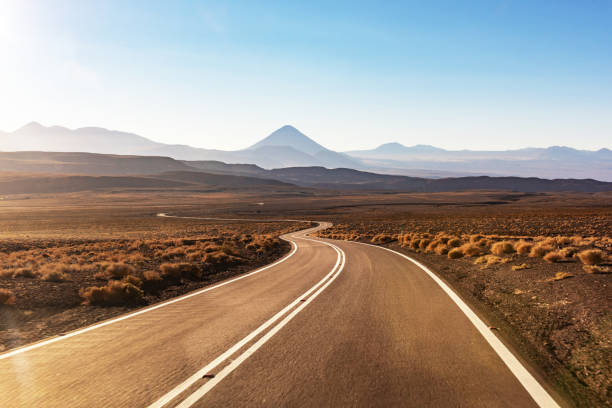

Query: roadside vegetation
[[0, 215, 304, 353], [317, 210, 612, 407]]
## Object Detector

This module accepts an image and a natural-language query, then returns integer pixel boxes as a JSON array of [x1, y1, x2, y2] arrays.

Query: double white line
[[148, 235, 346, 408]]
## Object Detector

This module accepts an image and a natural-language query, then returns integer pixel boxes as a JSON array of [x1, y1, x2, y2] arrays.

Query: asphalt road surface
[[0, 220, 561, 407]]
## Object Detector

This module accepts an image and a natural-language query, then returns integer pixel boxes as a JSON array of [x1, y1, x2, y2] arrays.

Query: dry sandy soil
[[0, 189, 610, 406]]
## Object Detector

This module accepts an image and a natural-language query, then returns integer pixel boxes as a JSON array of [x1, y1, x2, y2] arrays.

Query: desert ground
[[1, 189, 610, 406]]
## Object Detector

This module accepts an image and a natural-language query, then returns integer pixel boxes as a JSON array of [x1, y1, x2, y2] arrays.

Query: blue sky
[[1, 0, 610, 151]]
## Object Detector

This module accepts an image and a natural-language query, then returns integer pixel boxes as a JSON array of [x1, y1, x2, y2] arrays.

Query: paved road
[[0, 221, 560, 407]]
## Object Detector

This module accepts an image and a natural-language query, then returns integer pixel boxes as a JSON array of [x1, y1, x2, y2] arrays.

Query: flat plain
[[0, 189, 610, 406]]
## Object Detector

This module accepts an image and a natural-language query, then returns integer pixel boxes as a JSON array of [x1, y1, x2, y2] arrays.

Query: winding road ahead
[[1, 219, 561, 407]]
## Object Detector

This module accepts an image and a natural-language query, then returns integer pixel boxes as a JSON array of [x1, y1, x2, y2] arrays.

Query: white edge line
[[148, 236, 341, 408], [339, 240, 560, 408], [176, 241, 346, 408], [0, 234, 306, 360]]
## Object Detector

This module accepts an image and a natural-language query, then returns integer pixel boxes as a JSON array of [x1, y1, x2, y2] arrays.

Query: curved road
[[0, 220, 561, 407]]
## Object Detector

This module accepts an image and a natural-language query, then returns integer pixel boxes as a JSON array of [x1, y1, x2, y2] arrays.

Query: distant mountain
[[1, 122, 610, 180], [346, 143, 612, 181], [0, 123, 362, 170]]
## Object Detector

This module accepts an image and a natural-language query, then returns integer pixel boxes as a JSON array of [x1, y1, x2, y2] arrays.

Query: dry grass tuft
[[491, 241, 516, 256], [577, 249, 605, 265], [448, 247, 464, 259], [547, 272, 574, 282], [13, 268, 39, 278], [582, 265, 611, 274], [514, 240, 533, 255], [460, 243, 481, 257], [543, 251, 564, 263], [529, 244, 554, 258], [447, 238, 462, 248], [512, 263, 529, 271], [0, 288, 16, 305], [80, 280, 144, 306], [103, 262, 135, 279]]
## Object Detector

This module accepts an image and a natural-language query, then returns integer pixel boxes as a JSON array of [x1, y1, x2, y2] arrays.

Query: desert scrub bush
[[490, 241, 515, 256], [13, 267, 39, 278], [529, 244, 554, 258], [558, 247, 578, 258], [103, 262, 135, 279], [514, 240, 532, 255], [474, 255, 508, 267], [39, 265, 69, 282], [543, 251, 563, 263], [0, 288, 16, 305], [142, 270, 164, 292], [460, 243, 481, 257], [160, 263, 182, 283], [434, 244, 449, 255], [447, 238, 462, 248], [80, 280, 144, 306], [512, 263, 529, 271], [122, 274, 143, 288], [371, 234, 394, 244], [577, 249, 605, 265], [547, 272, 573, 282], [448, 248, 464, 259], [582, 265, 611, 274]]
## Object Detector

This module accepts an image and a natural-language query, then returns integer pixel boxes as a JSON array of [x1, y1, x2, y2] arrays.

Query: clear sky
[[1, 0, 611, 151]]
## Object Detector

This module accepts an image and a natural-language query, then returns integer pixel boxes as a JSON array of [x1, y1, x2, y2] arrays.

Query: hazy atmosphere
[[1, 0, 611, 151]]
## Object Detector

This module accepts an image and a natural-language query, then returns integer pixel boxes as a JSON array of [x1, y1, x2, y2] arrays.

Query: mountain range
[[1, 122, 610, 181]]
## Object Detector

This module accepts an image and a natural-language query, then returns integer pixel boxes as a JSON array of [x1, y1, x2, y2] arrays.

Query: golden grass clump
[[0, 288, 16, 305], [529, 244, 554, 258], [122, 274, 143, 288], [434, 244, 449, 255], [460, 243, 481, 257], [582, 265, 611, 274], [103, 262, 135, 279], [547, 272, 573, 282], [13, 267, 39, 279], [39, 264, 69, 282], [514, 240, 532, 255], [490, 241, 515, 256], [474, 255, 507, 267], [80, 280, 144, 306], [543, 251, 563, 263], [447, 238, 462, 248], [512, 263, 529, 271], [577, 249, 605, 265], [448, 248, 464, 259]]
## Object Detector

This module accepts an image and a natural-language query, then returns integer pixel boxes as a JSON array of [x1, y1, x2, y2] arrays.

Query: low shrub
[[577, 249, 605, 265], [529, 244, 554, 258], [80, 280, 144, 306], [41, 269, 68, 282], [122, 274, 143, 288], [514, 240, 532, 255], [447, 238, 462, 248], [512, 263, 529, 271], [548, 272, 573, 282], [543, 251, 563, 263], [434, 244, 449, 255], [142, 270, 164, 292], [460, 243, 481, 257], [0, 288, 15, 305], [160, 263, 182, 283], [448, 248, 464, 259], [104, 262, 135, 279], [491, 241, 515, 256], [13, 268, 39, 279], [583, 265, 611, 274]]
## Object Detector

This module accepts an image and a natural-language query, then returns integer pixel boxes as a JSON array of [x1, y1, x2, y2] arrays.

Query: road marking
[[0, 233, 307, 361], [171, 240, 346, 408], [342, 240, 560, 408], [148, 236, 343, 408]]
